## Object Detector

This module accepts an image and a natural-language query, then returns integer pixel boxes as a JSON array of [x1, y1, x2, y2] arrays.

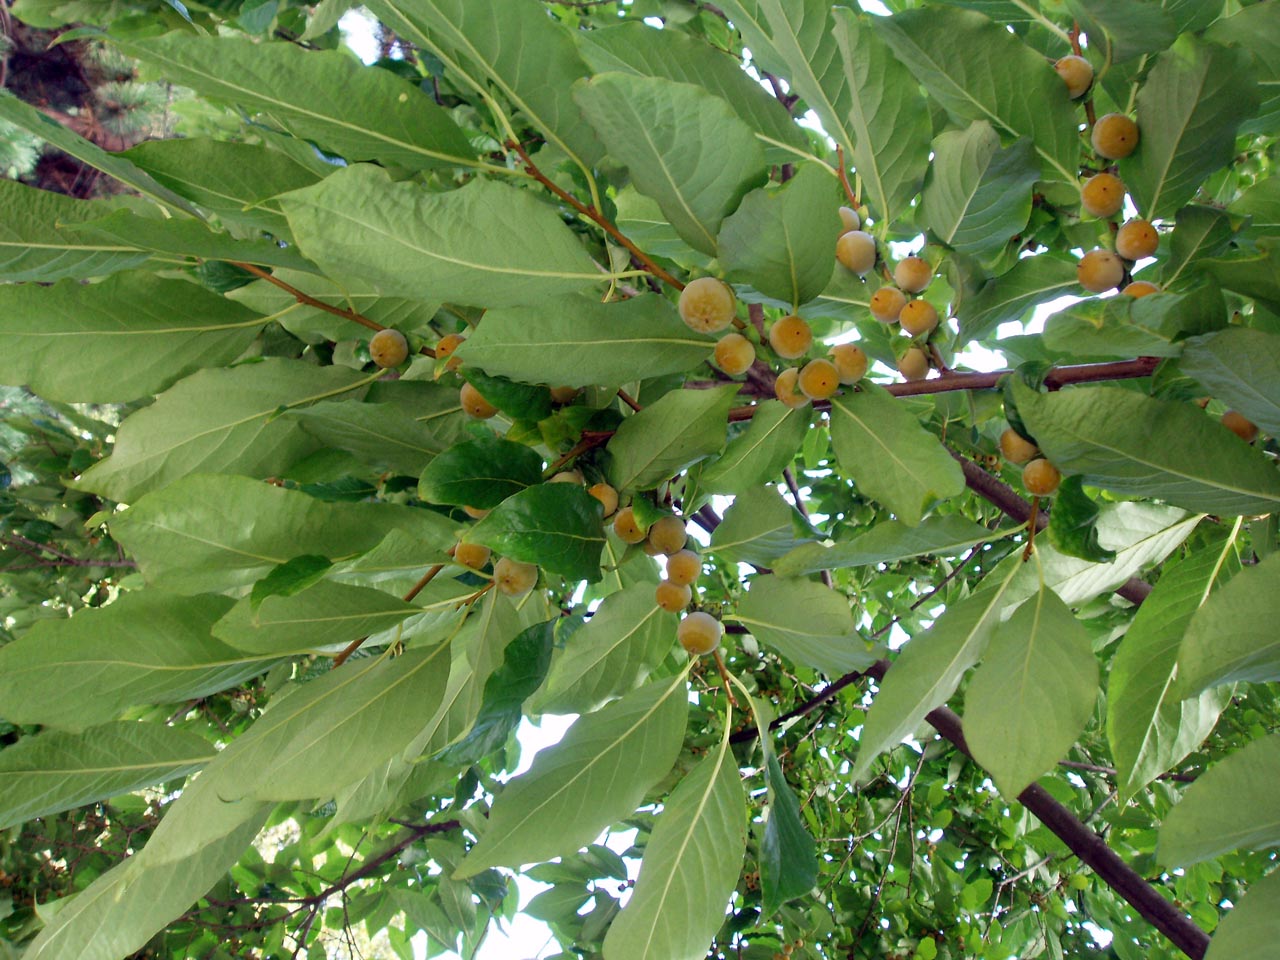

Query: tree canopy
[[0, 1, 1278, 959]]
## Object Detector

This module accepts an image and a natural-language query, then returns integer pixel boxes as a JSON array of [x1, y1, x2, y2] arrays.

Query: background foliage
[[0, 0, 1278, 958]]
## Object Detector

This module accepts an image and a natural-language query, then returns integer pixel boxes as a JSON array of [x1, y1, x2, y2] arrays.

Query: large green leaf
[[112, 474, 457, 594], [364, 0, 603, 169], [1206, 0, 1280, 136], [281, 165, 604, 309], [955, 253, 1078, 345], [965, 588, 1099, 798], [852, 563, 1020, 781], [1107, 528, 1238, 798], [920, 122, 1039, 260], [1174, 551, 1280, 697], [873, 8, 1079, 185], [1067, 0, 1178, 65], [0, 273, 267, 404], [718, 163, 840, 307], [828, 385, 966, 527], [1180, 328, 1280, 437], [216, 639, 454, 801], [122, 138, 322, 237], [606, 385, 739, 492], [1042, 279, 1225, 359], [775, 515, 1002, 578], [700, 401, 811, 497], [1014, 383, 1280, 515], [455, 295, 714, 389], [710, 486, 812, 568], [469, 484, 607, 582], [288, 400, 449, 477], [575, 21, 807, 160], [1204, 868, 1280, 960], [0, 90, 199, 215], [419, 436, 544, 509], [574, 73, 764, 256], [755, 702, 818, 917], [533, 584, 677, 715], [0, 179, 151, 281], [213, 581, 420, 655], [73, 359, 373, 503], [1201, 239, 1280, 313], [1159, 734, 1280, 866], [734, 574, 876, 678], [0, 591, 271, 731], [0, 724, 215, 829], [118, 34, 476, 171], [601, 725, 746, 960], [455, 671, 688, 877], [1120, 36, 1261, 219]]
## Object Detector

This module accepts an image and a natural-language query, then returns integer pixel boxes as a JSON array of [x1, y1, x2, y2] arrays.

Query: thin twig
[[333, 563, 445, 667], [231, 261, 389, 337]]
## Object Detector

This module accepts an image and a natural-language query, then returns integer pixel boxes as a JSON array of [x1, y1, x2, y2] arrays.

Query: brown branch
[[616, 388, 644, 412], [333, 563, 445, 667], [835, 144, 858, 207], [505, 139, 685, 291], [231, 261, 387, 336]]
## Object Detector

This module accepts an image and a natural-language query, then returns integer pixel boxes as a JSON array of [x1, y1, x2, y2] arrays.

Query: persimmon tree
[[0, 1, 1278, 959]]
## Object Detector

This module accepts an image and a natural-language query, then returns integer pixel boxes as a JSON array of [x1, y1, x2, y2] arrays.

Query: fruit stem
[[835, 144, 859, 207], [616, 388, 643, 412], [712, 648, 741, 710], [543, 432, 610, 479], [1022, 498, 1040, 562], [505, 139, 686, 292], [333, 562, 446, 667]]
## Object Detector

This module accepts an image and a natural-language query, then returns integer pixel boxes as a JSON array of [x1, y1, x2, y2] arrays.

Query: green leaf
[[965, 588, 1099, 798], [0, 724, 215, 830], [1201, 239, 1280, 313], [1161, 205, 1235, 286], [1108, 528, 1239, 798], [436, 619, 555, 766], [955, 253, 1078, 345], [455, 671, 688, 877], [1204, 867, 1280, 960], [0, 591, 273, 731], [1066, 0, 1178, 65], [470, 484, 607, 582], [462, 368, 553, 422], [456, 295, 714, 389], [873, 8, 1079, 185], [574, 72, 765, 256], [606, 385, 739, 492], [1206, 0, 1280, 136], [0, 90, 199, 214], [1047, 476, 1116, 563], [1159, 734, 1280, 866], [575, 21, 807, 160], [1180, 328, 1280, 437], [852, 563, 1020, 781], [1013, 382, 1280, 515], [601, 725, 746, 960], [1042, 278, 1225, 359], [419, 437, 544, 509], [920, 122, 1039, 261], [1120, 36, 1261, 219], [0, 273, 267, 404], [112, 474, 457, 594], [365, 0, 603, 169], [281, 165, 604, 309], [1174, 551, 1280, 697], [710, 486, 812, 568], [117, 35, 475, 171], [734, 574, 877, 678], [775, 515, 1002, 578], [700, 401, 811, 497], [759, 727, 817, 916], [122, 137, 321, 238], [533, 584, 677, 715], [828, 385, 966, 527], [718, 164, 840, 307], [217, 639, 454, 800], [0, 179, 150, 281], [73, 359, 373, 503], [289, 400, 448, 477], [213, 580, 419, 655]]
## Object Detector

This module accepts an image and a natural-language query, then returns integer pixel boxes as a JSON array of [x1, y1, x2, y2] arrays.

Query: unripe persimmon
[[613, 506, 648, 544], [769, 315, 813, 359], [829, 344, 868, 384], [436, 333, 465, 370], [714, 333, 756, 376], [549, 385, 580, 404], [666, 549, 701, 586], [677, 611, 723, 656], [454, 541, 491, 570], [869, 286, 907, 324], [369, 329, 409, 368], [798, 358, 840, 400], [894, 257, 932, 294], [774, 367, 810, 409], [655, 579, 692, 613], [999, 427, 1039, 465], [898, 347, 929, 381], [1054, 54, 1093, 98], [549, 469, 584, 484], [588, 482, 619, 518], [1123, 280, 1160, 298], [1023, 458, 1062, 496], [678, 277, 736, 333], [1115, 219, 1158, 261], [460, 382, 498, 419], [839, 206, 861, 233], [899, 299, 939, 337], [836, 230, 877, 275], [1080, 173, 1125, 219], [1077, 249, 1125, 293], [647, 515, 688, 556], [494, 557, 538, 596], [1092, 113, 1139, 160]]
